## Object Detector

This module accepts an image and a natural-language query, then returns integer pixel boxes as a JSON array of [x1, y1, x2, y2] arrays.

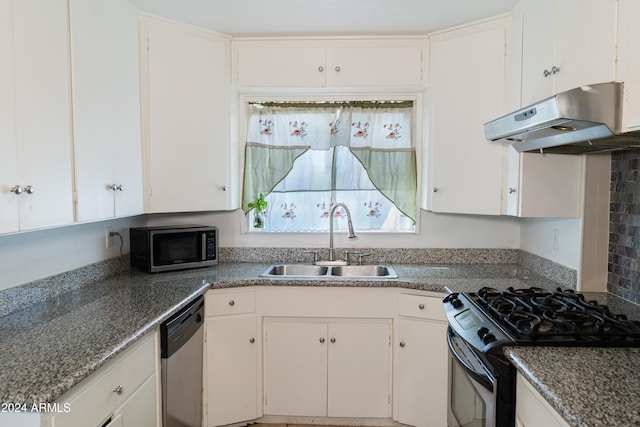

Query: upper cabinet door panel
[[13, 0, 74, 231], [329, 43, 425, 87], [70, 0, 143, 222], [0, 0, 19, 234], [520, 0, 555, 105], [553, 0, 617, 94], [235, 44, 327, 87]]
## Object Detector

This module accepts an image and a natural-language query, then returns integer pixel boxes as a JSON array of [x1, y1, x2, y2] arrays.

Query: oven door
[[447, 326, 497, 427]]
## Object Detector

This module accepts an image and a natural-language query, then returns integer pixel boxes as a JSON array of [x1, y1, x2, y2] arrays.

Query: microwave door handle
[[447, 326, 494, 391], [202, 233, 207, 260]]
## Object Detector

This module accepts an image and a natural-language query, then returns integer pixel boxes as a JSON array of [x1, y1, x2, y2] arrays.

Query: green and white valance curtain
[[242, 101, 417, 232]]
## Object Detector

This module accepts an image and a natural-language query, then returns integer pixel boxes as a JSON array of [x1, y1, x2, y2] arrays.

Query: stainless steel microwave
[[130, 225, 218, 273]]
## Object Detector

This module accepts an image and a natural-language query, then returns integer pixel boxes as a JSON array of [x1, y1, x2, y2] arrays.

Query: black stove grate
[[473, 287, 640, 343]]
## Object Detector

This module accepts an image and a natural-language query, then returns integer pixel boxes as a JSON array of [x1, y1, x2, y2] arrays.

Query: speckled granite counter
[[2, 256, 635, 427], [0, 260, 560, 406], [0, 269, 211, 405], [504, 292, 640, 427]]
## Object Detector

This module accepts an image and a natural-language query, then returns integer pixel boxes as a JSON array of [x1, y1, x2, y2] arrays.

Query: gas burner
[[471, 287, 640, 342]]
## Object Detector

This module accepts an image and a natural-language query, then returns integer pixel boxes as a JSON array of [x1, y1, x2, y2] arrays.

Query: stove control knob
[[451, 298, 463, 308], [483, 333, 497, 344], [477, 327, 489, 338]]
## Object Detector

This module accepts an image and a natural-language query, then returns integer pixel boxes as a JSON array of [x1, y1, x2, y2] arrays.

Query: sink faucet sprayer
[[328, 203, 357, 262]]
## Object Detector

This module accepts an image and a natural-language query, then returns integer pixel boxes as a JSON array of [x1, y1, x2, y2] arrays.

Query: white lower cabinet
[[204, 290, 258, 427], [263, 318, 392, 418], [395, 294, 448, 427], [44, 331, 160, 427], [516, 373, 569, 427]]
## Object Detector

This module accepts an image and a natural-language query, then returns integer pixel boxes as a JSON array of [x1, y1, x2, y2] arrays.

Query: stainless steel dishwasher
[[161, 295, 205, 427]]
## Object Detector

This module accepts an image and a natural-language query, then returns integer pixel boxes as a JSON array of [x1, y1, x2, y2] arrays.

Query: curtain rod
[[249, 100, 414, 109]]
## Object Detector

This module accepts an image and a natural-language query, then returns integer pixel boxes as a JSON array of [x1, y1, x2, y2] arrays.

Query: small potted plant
[[248, 193, 268, 228]]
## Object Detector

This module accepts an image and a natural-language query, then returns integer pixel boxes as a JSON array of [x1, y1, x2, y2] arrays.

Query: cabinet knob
[[418, 303, 425, 310], [508, 187, 517, 194], [24, 185, 35, 194], [116, 184, 124, 191], [330, 337, 336, 343], [228, 300, 235, 306], [249, 337, 255, 344], [334, 66, 341, 72], [318, 66, 324, 72], [112, 385, 123, 395], [399, 341, 406, 348], [10, 185, 23, 195], [222, 185, 227, 191], [433, 187, 439, 193], [319, 337, 325, 343], [109, 184, 123, 191]]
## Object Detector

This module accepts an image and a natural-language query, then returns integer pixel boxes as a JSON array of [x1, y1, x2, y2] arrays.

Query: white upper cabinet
[[427, 17, 509, 215], [503, 8, 583, 218], [140, 17, 236, 213], [520, 0, 617, 105], [617, 0, 640, 131], [232, 38, 427, 87], [70, 0, 144, 222], [0, 0, 74, 234]]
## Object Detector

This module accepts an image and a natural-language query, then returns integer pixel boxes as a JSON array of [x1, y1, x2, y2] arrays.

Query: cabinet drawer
[[206, 290, 256, 316], [51, 332, 156, 426], [398, 294, 446, 322]]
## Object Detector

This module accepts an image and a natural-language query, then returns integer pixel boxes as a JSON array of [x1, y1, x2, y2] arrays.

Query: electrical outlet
[[105, 227, 113, 249], [552, 228, 560, 251]]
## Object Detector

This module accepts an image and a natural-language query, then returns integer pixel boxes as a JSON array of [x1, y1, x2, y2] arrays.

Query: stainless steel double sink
[[259, 263, 398, 279]]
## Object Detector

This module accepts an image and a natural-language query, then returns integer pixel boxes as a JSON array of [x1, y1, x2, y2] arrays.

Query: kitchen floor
[[251, 424, 347, 427]]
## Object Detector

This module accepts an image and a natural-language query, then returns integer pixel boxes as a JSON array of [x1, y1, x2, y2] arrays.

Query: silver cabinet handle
[[399, 341, 406, 348], [112, 385, 123, 395], [222, 185, 227, 191], [10, 186, 23, 195], [433, 187, 439, 193], [543, 66, 560, 77], [418, 304, 425, 310], [319, 337, 325, 343], [109, 184, 124, 191], [318, 66, 324, 72], [509, 187, 517, 194], [330, 337, 336, 343], [116, 185, 124, 191], [249, 337, 255, 344], [24, 185, 34, 194], [228, 300, 235, 306], [334, 66, 341, 72]]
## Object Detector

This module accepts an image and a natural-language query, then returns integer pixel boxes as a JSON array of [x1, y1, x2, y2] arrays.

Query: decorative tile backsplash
[[609, 151, 640, 304]]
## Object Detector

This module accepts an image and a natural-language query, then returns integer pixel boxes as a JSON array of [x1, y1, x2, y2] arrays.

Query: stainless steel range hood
[[484, 82, 640, 154]]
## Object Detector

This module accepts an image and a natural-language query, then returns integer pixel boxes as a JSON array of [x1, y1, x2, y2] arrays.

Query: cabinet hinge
[[146, 37, 150, 51]]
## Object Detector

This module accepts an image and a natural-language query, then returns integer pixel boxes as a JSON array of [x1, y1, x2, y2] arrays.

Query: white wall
[[0, 216, 145, 291], [147, 208, 521, 248], [519, 217, 582, 270]]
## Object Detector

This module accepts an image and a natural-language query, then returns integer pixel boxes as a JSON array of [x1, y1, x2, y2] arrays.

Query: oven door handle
[[447, 326, 493, 391]]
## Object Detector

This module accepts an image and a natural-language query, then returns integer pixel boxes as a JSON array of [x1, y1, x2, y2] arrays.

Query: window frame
[[237, 92, 424, 235]]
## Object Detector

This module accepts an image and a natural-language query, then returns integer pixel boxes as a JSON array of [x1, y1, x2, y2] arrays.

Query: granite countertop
[[504, 291, 640, 427], [1, 259, 638, 427]]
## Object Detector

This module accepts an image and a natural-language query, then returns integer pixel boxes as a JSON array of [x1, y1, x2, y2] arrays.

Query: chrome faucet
[[328, 203, 357, 262]]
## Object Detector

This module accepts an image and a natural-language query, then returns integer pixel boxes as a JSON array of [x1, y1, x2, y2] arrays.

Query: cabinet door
[[428, 20, 507, 215], [263, 320, 328, 416], [617, 0, 640, 131], [13, 0, 74, 230], [142, 18, 233, 213], [329, 43, 424, 87], [0, 0, 18, 233], [516, 374, 569, 427], [71, 0, 143, 221], [520, 0, 555, 105], [396, 318, 448, 427], [554, 0, 617, 94], [206, 315, 258, 426], [327, 320, 391, 418], [114, 375, 158, 427], [234, 44, 327, 87]]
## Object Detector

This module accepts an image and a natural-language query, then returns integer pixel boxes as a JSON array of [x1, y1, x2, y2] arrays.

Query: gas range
[[443, 287, 640, 427], [444, 286, 640, 355]]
